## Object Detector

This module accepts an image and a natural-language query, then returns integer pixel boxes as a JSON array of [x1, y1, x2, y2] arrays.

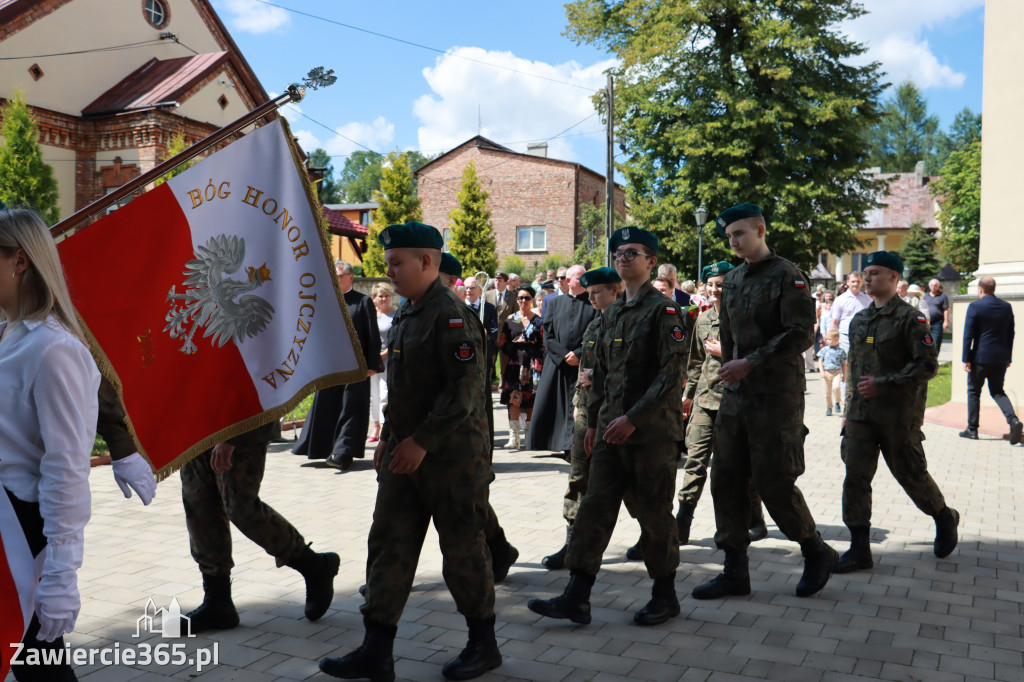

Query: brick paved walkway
[[8, 372, 1022, 681]]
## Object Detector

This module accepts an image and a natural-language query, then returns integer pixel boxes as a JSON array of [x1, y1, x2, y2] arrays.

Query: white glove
[[112, 452, 156, 505], [35, 543, 82, 642]]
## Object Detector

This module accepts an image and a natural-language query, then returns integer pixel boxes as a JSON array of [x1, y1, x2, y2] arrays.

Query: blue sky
[[211, 0, 985, 178]]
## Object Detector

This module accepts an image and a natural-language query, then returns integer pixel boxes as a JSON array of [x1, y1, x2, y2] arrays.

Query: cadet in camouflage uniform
[[321, 222, 501, 682], [528, 227, 686, 627], [180, 422, 340, 633], [542, 267, 623, 570], [439, 253, 519, 583], [836, 251, 959, 573], [676, 262, 767, 546], [694, 203, 837, 601]]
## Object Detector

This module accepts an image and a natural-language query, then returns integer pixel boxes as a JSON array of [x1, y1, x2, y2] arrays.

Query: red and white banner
[[0, 491, 39, 679], [59, 118, 365, 477]]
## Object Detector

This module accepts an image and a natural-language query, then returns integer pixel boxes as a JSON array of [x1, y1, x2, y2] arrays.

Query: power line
[[251, 0, 599, 92], [0, 38, 168, 61]]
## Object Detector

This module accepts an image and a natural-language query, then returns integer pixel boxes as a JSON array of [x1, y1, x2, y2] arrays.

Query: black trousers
[[5, 489, 77, 682], [293, 379, 371, 460], [967, 363, 1018, 431]]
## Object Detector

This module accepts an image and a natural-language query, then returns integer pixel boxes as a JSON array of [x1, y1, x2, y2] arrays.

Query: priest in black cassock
[[292, 260, 382, 470], [525, 264, 597, 455]]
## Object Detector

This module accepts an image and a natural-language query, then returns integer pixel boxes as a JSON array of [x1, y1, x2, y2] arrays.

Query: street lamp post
[[695, 204, 708, 282]]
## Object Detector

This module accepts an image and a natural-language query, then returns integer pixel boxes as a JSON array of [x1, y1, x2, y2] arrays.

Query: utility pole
[[605, 73, 615, 267]]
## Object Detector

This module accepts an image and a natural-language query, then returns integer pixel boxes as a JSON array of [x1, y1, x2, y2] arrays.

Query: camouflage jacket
[[587, 281, 687, 443], [719, 250, 815, 397], [572, 314, 603, 409], [96, 376, 138, 460], [380, 278, 489, 458], [845, 296, 938, 428], [683, 306, 724, 411]]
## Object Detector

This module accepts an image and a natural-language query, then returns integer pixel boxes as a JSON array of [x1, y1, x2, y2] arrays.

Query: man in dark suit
[[657, 263, 692, 307], [961, 276, 1021, 444], [465, 276, 498, 384], [293, 260, 383, 469]]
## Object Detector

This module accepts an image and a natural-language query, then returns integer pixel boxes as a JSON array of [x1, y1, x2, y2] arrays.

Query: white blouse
[[0, 316, 99, 555]]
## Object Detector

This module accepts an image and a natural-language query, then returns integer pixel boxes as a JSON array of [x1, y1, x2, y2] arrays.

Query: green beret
[[863, 250, 903, 273], [701, 261, 734, 281], [714, 202, 763, 238], [378, 220, 444, 250], [609, 225, 658, 255], [439, 252, 462, 278], [581, 266, 621, 288]]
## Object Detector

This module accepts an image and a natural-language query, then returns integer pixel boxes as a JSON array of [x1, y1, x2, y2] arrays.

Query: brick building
[[0, 0, 268, 221], [416, 136, 626, 267], [822, 162, 940, 282]]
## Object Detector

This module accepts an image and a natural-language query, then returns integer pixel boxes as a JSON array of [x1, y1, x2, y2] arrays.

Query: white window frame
[[143, 0, 167, 27], [443, 228, 451, 253], [516, 225, 547, 253]]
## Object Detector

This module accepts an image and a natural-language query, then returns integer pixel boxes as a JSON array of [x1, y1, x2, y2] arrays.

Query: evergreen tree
[[932, 137, 981, 275], [308, 148, 343, 203], [0, 90, 60, 223], [446, 161, 498, 275], [865, 81, 941, 173], [565, 0, 885, 271], [363, 151, 422, 276], [933, 107, 981, 170], [154, 132, 197, 186], [899, 222, 940, 283]]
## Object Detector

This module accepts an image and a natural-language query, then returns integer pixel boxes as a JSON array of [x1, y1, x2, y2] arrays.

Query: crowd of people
[[1, 199, 1018, 681]]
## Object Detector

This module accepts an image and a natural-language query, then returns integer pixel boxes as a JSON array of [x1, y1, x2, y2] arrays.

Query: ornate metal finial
[[302, 67, 337, 91]]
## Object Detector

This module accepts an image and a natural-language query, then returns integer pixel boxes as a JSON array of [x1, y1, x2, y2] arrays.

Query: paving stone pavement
[[8, 372, 1023, 682]]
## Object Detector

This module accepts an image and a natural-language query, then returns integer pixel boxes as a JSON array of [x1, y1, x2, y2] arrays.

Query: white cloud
[[844, 0, 983, 89], [324, 117, 395, 157], [215, 0, 290, 34], [278, 101, 393, 157], [413, 47, 616, 161]]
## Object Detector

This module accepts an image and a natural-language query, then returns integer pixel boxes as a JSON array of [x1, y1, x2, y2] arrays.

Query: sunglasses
[[517, 296, 533, 301], [557, 276, 566, 280]]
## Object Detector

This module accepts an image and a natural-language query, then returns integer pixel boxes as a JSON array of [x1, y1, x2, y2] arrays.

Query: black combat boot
[[748, 505, 768, 542], [625, 538, 644, 561], [633, 573, 680, 626], [692, 550, 750, 600], [183, 574, 239, 634], [933, 507, 960, 558], [676, 503, 696, 546], [542, 524, 572, 570], [287, 545, 341, 621], [796, 532, 838, 597], [1011, 417, 1023, 446], [319, 617, 397, 681], [487, 528, 520, 583], [441, 615, 502, 680], [527, 571, 594, 624], [834, 527, 873, 574]]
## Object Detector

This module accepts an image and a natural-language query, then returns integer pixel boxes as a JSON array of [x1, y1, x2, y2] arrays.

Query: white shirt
[[0, 316, 99, 554], [831, 290, 872, 336]]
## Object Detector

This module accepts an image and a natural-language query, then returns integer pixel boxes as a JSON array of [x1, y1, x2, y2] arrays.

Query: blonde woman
[[1, 207, 100, 681], [368, 281, 396, 442]]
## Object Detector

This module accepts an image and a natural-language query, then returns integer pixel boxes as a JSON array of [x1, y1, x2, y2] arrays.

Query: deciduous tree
[[565, 0, 885, 271], [931, 138, 981, 275]]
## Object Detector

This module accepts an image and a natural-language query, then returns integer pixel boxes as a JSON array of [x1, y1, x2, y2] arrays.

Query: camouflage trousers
[[711, 393, 818, 552], [678, 406, 763, 512], [181, 445, 306, 577], [362, 447, 495, 628], [562, 404, 591, 523], [565, 440, 679, 579], [841, 419, 946, 531]]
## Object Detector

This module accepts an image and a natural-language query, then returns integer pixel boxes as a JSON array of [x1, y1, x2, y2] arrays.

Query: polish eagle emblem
[[164, 234, 275, 355]]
